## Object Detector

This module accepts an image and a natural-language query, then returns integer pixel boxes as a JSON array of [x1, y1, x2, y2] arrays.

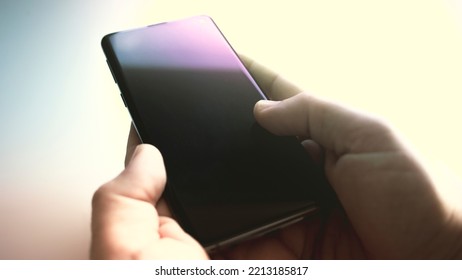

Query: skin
[[91, 56, 462, 259]]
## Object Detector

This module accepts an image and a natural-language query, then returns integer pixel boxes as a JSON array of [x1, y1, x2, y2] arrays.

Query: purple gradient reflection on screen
[[113, 17, 238, 70]]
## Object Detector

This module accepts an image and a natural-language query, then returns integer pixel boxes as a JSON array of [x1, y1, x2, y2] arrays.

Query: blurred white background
[[0, 0, 461, 259]]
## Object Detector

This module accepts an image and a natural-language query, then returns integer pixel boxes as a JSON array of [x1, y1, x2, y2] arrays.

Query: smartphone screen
[[102, 16, 329, 250]]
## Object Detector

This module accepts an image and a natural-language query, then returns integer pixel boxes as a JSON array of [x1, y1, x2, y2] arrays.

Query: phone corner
[[101, 32, 116, 49]]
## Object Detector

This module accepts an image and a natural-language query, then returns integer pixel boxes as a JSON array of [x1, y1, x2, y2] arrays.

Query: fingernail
[[255, 100, 279, 111], [130, 144, 145, 162]]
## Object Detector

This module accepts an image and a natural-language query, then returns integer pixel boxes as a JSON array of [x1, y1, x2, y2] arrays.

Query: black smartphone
[[102, 15, 330, 251]]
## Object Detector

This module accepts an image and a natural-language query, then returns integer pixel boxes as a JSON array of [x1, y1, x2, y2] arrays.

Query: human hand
[[226, 56, 462, 259], [117, 56, 462, 259], [91, 144, 208, 259]]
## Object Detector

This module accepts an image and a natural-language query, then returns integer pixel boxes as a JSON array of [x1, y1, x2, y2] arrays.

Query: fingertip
[[238, 53, 253, 69], [127, 144, 166, 182], [255, 99, 278, 109], [127, 144, 163, 168], [120, 143, 166, 202], [254, 100, 279, 119], [301, 139, 324, 166]]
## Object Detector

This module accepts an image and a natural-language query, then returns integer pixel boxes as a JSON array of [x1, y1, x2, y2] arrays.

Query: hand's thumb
[[254, 93, 396, 155]]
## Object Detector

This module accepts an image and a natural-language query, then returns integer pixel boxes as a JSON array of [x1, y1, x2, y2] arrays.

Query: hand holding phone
[[95, 16, 457, 260], [101, 16, 330, 251], [91, 144, 209, 260]]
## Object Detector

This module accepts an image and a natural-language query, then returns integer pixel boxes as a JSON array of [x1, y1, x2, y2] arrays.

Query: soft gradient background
[[1, 0, 461, 259]]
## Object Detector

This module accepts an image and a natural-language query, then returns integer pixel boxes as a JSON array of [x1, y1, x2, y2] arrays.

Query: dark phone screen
[[103, 16, 327, 247]]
